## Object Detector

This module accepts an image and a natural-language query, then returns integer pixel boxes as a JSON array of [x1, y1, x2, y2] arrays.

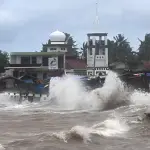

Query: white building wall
[[16, 56, 21, 64], [10, 55, 21, 64], [95, 56, 107, 67], [87, 36, 108, 68], [86, 34, 109, 76], [10, 56, 16, 64], [37, 56, 42, 64], [105, 36, 108, 67], [87, 50, 94, 67]]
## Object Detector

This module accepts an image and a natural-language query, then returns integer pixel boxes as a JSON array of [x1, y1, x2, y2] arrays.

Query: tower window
[[99, 48, 105, 55], [102, 48, 105, 55], [101, 40, 105, 46], [89, 40, 93, 46], [95, 41, 100, 55], [89, 48, 92, 55]]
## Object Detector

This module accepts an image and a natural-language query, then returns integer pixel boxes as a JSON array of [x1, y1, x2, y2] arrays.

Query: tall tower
[[86, 0, 109, 77]]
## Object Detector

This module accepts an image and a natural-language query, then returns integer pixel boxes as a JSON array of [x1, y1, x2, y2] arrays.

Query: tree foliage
[[80, 42, 88, 60], [108, 34, 133, 63], [0, 50, 9, 67], [138, 34, 150, 61]]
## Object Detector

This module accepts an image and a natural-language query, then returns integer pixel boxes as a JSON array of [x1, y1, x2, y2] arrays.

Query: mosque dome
[[49, 30, 66, 42]]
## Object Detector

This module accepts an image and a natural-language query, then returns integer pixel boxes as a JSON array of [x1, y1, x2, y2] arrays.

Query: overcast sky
[[0, 0, 150, 52]]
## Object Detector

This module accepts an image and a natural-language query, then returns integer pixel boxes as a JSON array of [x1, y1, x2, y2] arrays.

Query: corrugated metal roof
[[65, 59, 86, 69]]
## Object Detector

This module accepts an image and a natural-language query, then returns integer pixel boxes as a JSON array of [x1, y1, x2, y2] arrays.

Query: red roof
[[66, 58, 86, 69]]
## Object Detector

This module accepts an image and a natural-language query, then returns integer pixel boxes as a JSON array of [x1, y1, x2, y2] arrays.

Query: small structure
[[86, 33, 109, 77]]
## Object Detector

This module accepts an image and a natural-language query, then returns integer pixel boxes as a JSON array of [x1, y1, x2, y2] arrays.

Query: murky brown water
[[0, 103, 149, 150], [0, 73, 150, 150]]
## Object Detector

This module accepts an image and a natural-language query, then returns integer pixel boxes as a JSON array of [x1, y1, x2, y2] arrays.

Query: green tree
[[41, 44, 47, 52], [113, 34, 132, 62], [108, 39, 116, 64], [80, 42, 88, 60], [0, 50, 9, 67], [108, 34, 133, 64], [64, 33, 78, 56], [138, 33, 150, 61]]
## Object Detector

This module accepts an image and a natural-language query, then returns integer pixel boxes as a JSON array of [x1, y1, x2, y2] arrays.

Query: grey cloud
[[0, 0, 150, 52]]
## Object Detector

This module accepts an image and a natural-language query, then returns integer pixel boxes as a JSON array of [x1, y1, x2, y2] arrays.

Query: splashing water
[[49, 74, 87, 110], [49, 72, 131, 111], [0, 71, 150, 111]]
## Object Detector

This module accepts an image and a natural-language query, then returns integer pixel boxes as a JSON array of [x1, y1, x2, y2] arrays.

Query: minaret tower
[[86, 0, 109, 77]]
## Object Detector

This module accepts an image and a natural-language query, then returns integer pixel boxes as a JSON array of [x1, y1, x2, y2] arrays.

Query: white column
[[87, 36, 90, 66], [104, 36, 108, 67], [104, 36, 107, 45], [92, 37, 96, 76], [105, 48, 108, 67], [16, 56, 21, 64], [37, 56, 42, 64], [64, 54, 66, 74]]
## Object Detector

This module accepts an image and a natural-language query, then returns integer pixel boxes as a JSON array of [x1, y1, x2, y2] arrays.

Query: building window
[[61, 48, 65, 50], [50, 48, 57, 50], [21, 57, 30, 64], [32, 57, 37, 64], [42, 57, 48, 66], [89, 40, 93, 46], [101, 40, 105, 46]]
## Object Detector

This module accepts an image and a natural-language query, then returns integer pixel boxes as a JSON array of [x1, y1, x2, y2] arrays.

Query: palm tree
[[81, 42, 88, 60], [138, 33, 150, 61], [113, 34, 132, 63]]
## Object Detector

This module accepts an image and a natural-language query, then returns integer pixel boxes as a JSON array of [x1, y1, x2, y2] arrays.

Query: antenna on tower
[[93, 0, 100, 32]]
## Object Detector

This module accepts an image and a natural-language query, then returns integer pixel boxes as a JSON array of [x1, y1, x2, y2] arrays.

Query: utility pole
[[93, 0, 99, 76], [94, 0, 100, 32]]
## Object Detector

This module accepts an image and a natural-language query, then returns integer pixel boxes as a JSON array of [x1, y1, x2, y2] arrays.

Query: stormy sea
[[0, 71, 150, 150]]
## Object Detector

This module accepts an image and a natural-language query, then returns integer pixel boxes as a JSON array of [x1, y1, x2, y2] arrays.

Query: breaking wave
[[0, 70, 150, 115], [49, 72, 131, 111], [0, 71, 150, 111], [51, 115, 129, 143]]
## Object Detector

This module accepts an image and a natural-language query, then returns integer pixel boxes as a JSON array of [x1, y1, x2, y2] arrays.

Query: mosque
[[5, 29, 109, 79], [5, 30, 86, 79]]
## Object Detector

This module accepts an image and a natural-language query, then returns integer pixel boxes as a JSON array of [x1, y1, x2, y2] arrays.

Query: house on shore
[[5, 30, 86, 79]]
